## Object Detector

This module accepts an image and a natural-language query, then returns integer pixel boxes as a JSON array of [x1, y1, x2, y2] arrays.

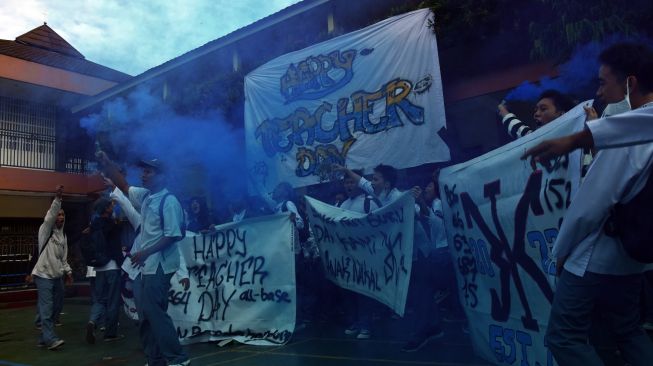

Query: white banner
[[166, 214, 296, 346], [305, 193, 414, 316], [245, 8, 449, 191], [439, 102, 590, 365]]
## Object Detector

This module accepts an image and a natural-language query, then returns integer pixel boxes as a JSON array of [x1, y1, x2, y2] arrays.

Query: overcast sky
[[0, 0, 301, 76]]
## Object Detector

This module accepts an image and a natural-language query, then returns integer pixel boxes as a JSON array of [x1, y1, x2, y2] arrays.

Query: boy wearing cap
[[98, 152, 190, 366]]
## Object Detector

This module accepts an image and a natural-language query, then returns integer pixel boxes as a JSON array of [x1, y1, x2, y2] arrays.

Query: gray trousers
[[546, 270, 653, 366], [34, 276, 64, 346], [133, 266, 188, 366]]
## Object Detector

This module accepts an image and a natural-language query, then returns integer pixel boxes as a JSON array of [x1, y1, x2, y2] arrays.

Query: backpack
[[159, 193, 186, 240], [605, 169, 653, 263], [80, 218, 111, 268]]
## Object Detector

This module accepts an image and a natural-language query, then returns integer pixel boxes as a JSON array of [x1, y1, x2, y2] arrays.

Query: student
[[31, 185, 73, 350], [338, 169, 381, 339], [85, 198, 124, 343], [334, 164, 401, 206], [498, 90, 575, 140], [98, 152, 190, 366], [524, 43, 653, 366]]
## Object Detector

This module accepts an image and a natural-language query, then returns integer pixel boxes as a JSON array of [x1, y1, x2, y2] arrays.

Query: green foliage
[[527, 0, 651, 60], [420, 0, 652, 59]]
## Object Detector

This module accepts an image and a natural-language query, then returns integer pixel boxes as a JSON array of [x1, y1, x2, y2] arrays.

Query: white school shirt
[[358, 177, 402, 205], [587, 104, 653, 149], [339, 193, 380, 213], [429, 198, 448, 249], [554, 137, 653, 276], [128, 187, 185, 275], [112, 188, 143, 280]]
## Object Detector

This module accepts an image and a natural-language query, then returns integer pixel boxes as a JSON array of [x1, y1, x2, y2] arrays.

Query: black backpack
[[605, 169, 653, 263], [80, 218, 111, 268]]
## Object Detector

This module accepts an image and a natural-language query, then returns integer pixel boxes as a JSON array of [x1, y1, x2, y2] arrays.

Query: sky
[[0, 0, 302, 76]]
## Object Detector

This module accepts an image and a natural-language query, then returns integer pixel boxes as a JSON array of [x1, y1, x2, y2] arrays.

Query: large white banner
[[245, 8, 449, 191], [165, 214, 296, 346], [305, 193, 414, 316], [439, 102, 590, 365]]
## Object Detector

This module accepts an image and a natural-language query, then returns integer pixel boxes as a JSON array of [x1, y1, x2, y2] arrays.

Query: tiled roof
[[16, 23, 84, 58], [0, 24, 131, 82]]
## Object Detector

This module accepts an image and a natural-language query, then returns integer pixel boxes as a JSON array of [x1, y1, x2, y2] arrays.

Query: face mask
[[602, 78, 631, 117]]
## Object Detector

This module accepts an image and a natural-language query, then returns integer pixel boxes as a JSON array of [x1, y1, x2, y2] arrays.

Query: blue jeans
[[89, 269, 121, 337], [34, 276, 64, 345], [133, 266, 187, 366], [546, 270, 653, 366], [35, 277, 63, 326]]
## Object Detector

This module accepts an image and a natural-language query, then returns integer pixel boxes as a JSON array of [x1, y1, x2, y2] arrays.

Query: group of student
[[28, 41, 653, 365]]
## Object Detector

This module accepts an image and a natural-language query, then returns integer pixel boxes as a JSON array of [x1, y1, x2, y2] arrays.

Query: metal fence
[[0, 219, 40, 291], [0, 96, 93, 174]]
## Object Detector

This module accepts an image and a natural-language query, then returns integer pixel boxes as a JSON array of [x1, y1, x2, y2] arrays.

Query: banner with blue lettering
[[245, 8, 449, 191], [305, 193, 414, 316], [166, 214, 296, 346], [438, 102, 590, 365]]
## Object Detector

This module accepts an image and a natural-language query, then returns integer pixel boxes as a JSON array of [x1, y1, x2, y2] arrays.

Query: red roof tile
[[1, 24, 131, 82]]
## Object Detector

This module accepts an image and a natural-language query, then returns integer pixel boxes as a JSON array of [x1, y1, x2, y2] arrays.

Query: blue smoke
[[80, 86, 247, 203], [505, 35, 653, 102]]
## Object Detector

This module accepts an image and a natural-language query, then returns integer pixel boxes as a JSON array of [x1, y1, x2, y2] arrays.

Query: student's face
[[533, 98, 562, 125], [597, 64, 628, 105], [343, 177, 360, 198], [371, 172, 386, 194], [191, 200, 200, 214], [141, 167, 160, 190], [56, 209, 65, 228]]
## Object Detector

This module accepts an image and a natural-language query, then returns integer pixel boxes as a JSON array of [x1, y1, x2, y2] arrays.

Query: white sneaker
[[344, 325, 359, 335], [48, 339, 65, 350], [356, 329, 371, 339], [169, 360, 190, 366], [643, 322, 653, 331]]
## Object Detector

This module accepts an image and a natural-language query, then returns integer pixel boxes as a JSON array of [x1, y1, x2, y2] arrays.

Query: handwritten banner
[[165, 214, 296, 346], [245, 8, 449, 191], [439, 102, 590, 365], [305, 193, 414, 316]]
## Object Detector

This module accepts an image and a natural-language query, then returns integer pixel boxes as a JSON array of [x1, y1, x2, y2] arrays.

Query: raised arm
[[96, 150, 129, 195]]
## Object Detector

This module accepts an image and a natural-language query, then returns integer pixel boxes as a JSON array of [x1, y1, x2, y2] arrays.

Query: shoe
[[100, 326, 106, 332], [48, 339, 65, 350], [104, 334, 125, 342], [55, 321, 63, 327], [643, 322, 653, 331], [37, 342, 46, 348], [433, 289, 450, 304], [35, 325, 42, 330], [169, 360, 190, 366], [356, 329, 371, 339], [86, 321, 96, 344], [401, 330, 444, 352], [344, 324, 359, 335]]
